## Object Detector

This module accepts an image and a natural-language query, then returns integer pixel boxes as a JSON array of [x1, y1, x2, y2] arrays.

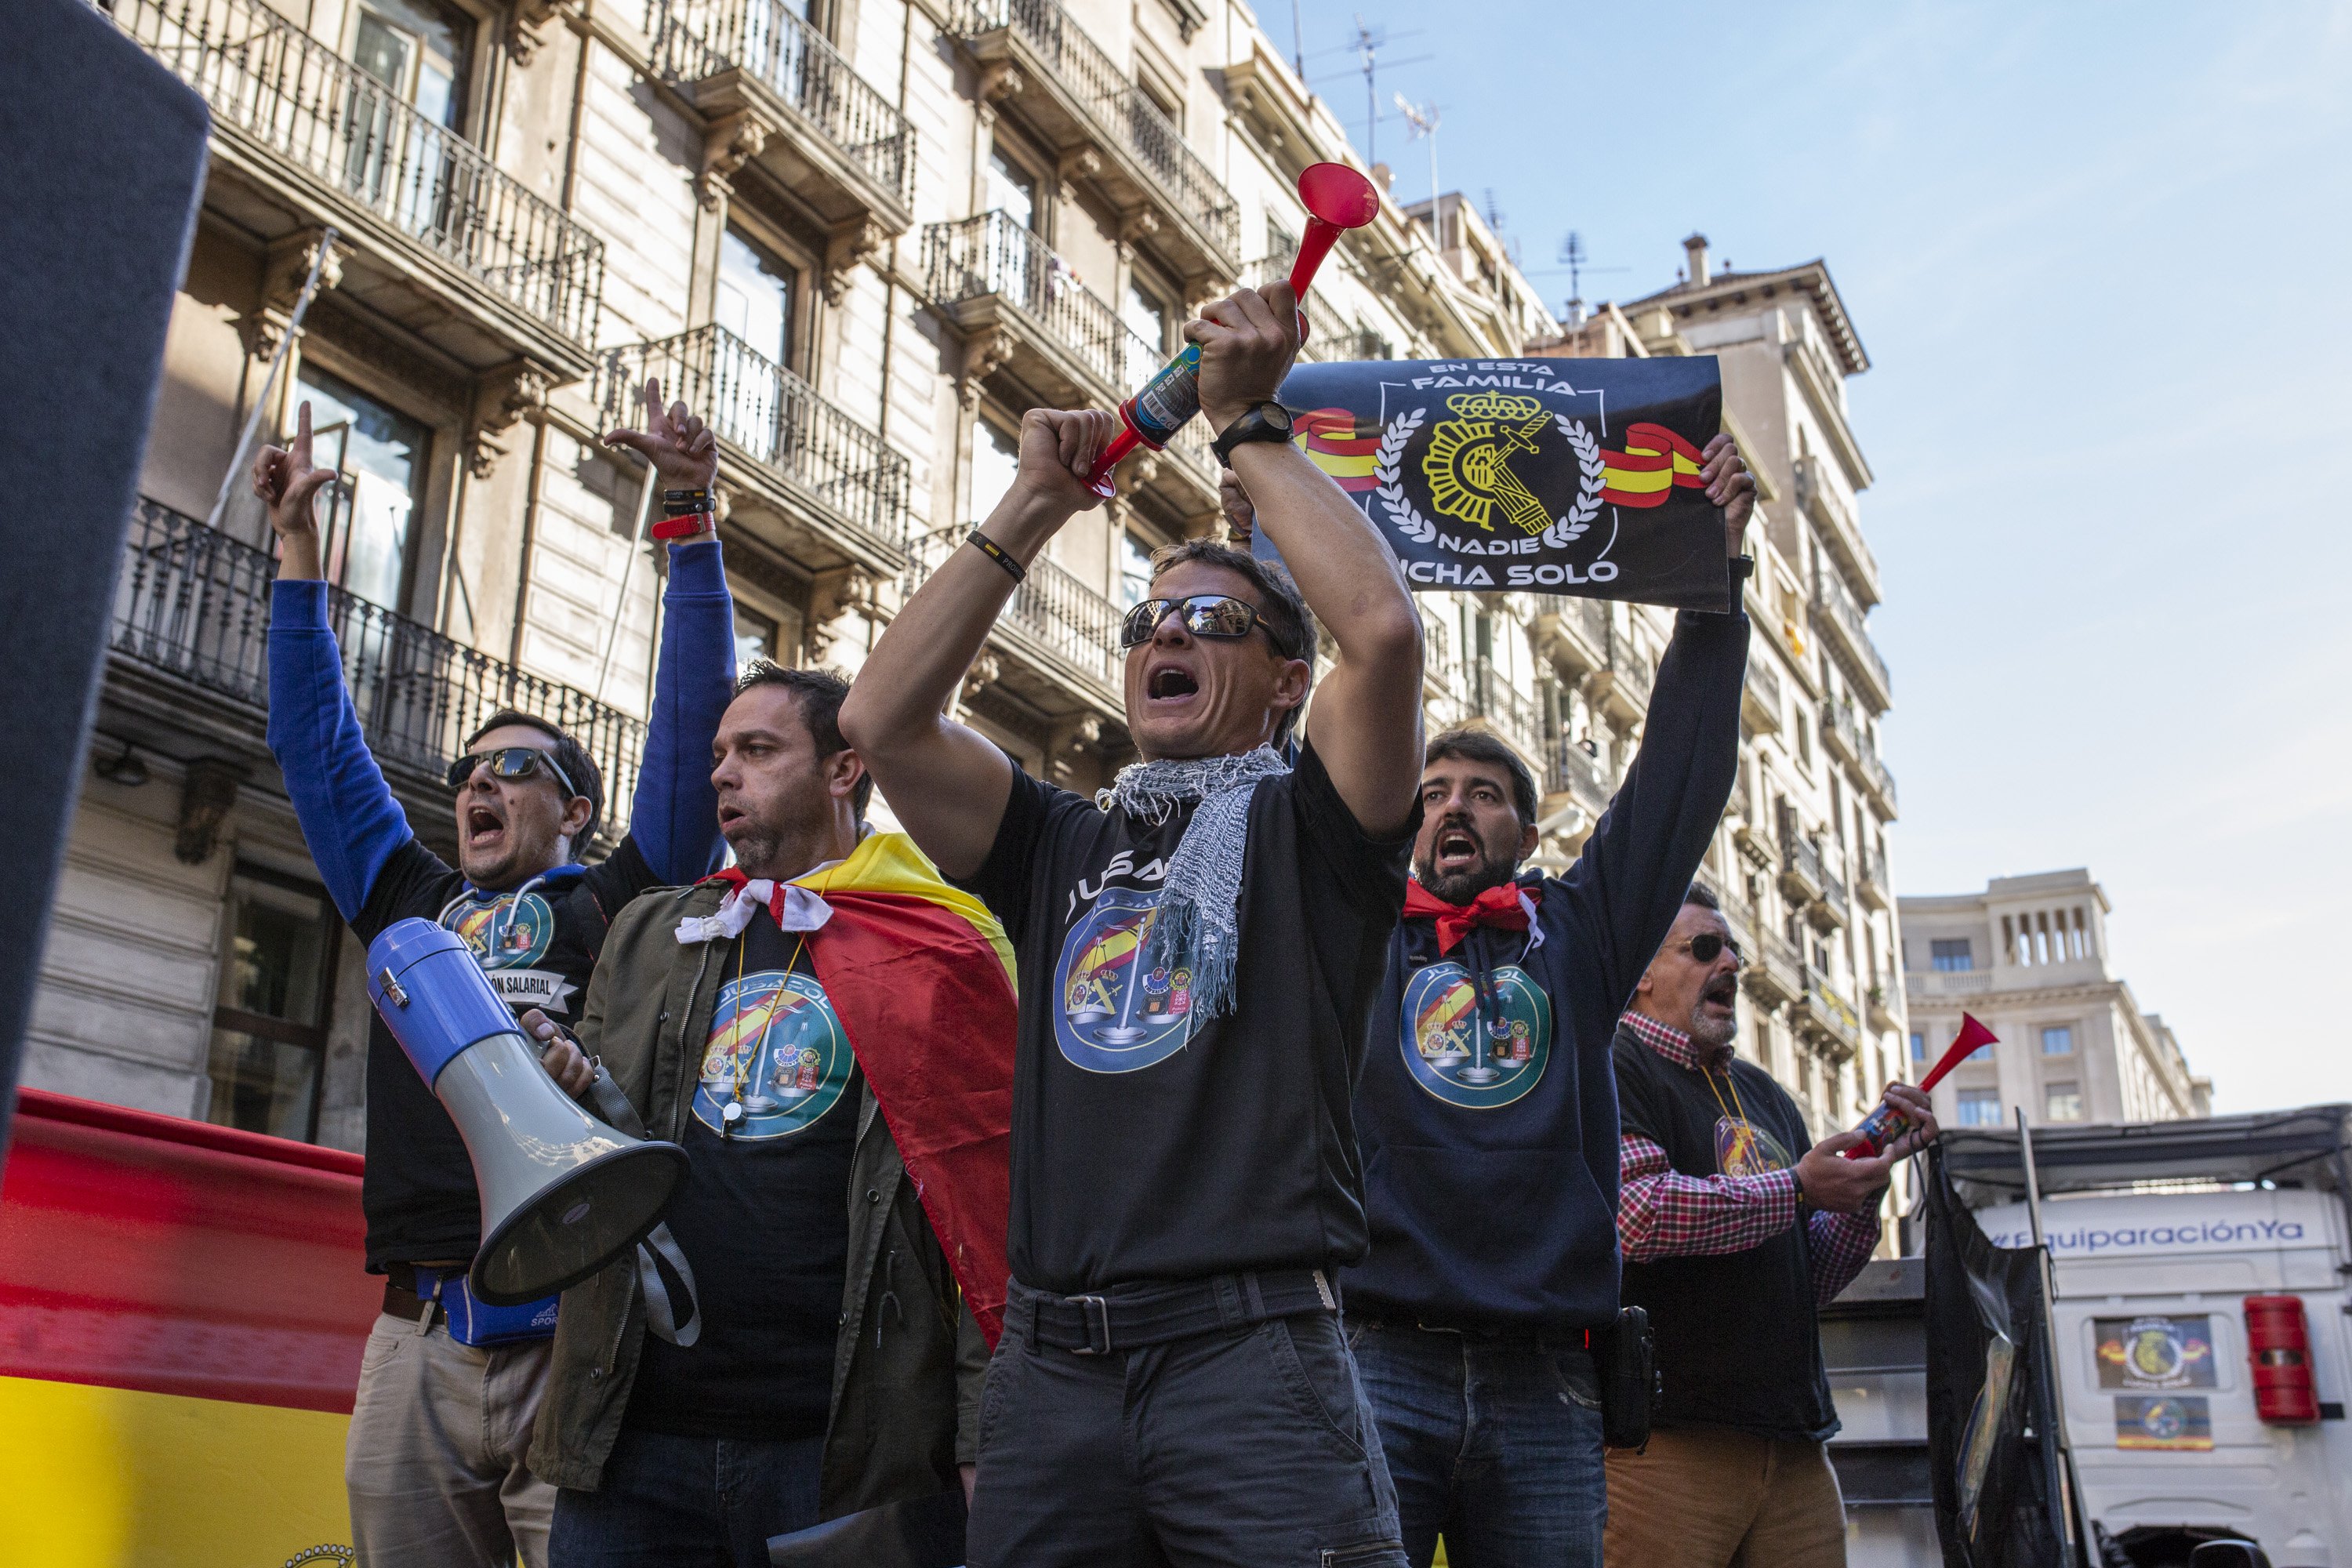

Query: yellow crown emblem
[[1421, 392, 1552, 536]]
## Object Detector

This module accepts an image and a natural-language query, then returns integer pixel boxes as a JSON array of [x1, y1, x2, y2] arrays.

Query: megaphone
[[367, 917, 688, 1305]]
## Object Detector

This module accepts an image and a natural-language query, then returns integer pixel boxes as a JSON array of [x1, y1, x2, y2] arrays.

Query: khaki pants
[[345, 1312, 556, 1568], [1603, 1427, 1846, 1568]]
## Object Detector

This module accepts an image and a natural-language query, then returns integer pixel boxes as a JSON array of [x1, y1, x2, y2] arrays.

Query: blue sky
[[1287, 0, 2352, 1112]]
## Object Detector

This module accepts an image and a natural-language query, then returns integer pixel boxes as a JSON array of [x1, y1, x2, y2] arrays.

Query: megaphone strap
[[637, 1226, 701, 1347]]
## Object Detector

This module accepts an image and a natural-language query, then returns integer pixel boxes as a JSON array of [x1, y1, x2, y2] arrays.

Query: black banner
[[1276, 355, 1730, 609]]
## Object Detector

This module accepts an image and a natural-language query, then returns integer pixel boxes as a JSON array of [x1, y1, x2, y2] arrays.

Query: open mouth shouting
[[464, 799, 508, 855], [1700, 970, 1739, 1019], [1432, 817, 1485, 877], [1142, 657, 1202, 710]]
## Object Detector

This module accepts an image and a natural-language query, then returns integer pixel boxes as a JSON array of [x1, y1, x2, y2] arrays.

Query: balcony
[[1469, 657, 1547, 770], [1855, 843, 1891, 913], [1742, 923, 1806, 1010], [924, 212, 1216, 517], [1809, 562, 1893, 714], [1587, 628, 1653, 726], [1866, 969, 1903, 1033], [950, 0, 1240, 288], [1810, 851, 1850, 932], [102, 0, 604, 378], [1777, 804, 1824, 906], [905, 528, 1125, 723], [1822, 700, 1899, 820], [1545, 739, 1612, 826], [649, 0, 914, 273], [1240, 256, 1392, 363], [1800, 971, 1863, 1062], [110, 499, 644, 839], [595, 325, 910, 572], [1530, 593, 1609, 681], [1743, 645, 1785, 733], [1791, 452, 1882, 608]]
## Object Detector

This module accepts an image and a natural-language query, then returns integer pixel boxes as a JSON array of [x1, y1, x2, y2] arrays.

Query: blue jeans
[[549, 1425, 824, 1568], [1348, 1319, 1607, 1568]]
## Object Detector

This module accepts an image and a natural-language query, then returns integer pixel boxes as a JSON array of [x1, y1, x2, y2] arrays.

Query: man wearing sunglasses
[[840, 278, 1426, 1566], [1606, 884, 1935, 1568], [252, 380, 737, 1568], [1331, 436, 1756, 1568]]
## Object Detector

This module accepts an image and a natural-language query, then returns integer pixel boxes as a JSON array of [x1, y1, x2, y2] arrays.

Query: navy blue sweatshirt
[[1342, 605, 1748, 1332], [267, 541, 736, 1266]]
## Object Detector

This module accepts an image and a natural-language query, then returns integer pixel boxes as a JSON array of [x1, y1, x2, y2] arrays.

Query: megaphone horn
[[367, 917, 688, 1306]]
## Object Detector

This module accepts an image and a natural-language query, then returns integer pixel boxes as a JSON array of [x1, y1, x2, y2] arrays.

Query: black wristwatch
[[1730, 554, 1755, 584], [1210, 401, 1294, 467]]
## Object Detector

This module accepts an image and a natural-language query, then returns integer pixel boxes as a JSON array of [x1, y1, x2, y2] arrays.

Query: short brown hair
[[1424, 726, 1538, 826], [1147, 538, 1317, 742], [732, 662, 873, 817]]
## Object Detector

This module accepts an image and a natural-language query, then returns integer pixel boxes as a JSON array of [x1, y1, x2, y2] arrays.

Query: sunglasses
[[446, 746, 580, 800], [1119, 594, 1265, 651], [1673, 932, 1744, 967]]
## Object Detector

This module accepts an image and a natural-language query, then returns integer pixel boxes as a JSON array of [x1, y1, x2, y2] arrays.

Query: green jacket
[[528, 880, 986, 1513]]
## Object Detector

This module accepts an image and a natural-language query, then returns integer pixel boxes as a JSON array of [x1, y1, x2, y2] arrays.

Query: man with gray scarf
[[840, 278, 1426, 1567]]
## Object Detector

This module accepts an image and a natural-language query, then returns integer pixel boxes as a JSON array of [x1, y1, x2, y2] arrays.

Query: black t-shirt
[[626, 909, 859, 1440], [352, 837, 660, 1269], [959, 740, 1413, 1294], [1612, 1022, 1838, 1441]]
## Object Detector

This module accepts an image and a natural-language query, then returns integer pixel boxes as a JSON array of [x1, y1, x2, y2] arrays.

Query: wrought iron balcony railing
[[649, 0, 913, 201], [1824, 699, 1899, 815], [954, 0, 1238, 259], [595, 325, 910, 554], [1606, 630, 1654, 708], [1547, 738, 1611, 821], [1811, 558, 1893, 706], [1470, 657, 1548, 766], [927, 212, 1150, 395], [1803, 971, 1863, 1056], [113, 499, 644, 833], [907, 528, 1123, 702], [101, 0, 604, 348]]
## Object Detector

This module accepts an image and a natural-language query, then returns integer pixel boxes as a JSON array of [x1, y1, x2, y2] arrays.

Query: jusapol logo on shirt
[[1054, 885, 1199, 1073], [693, 970, 853, 1138], [438, 889, 575, 1014], [1716, 1116, 1791, 1178], [1399, 962, 1552, 1109]]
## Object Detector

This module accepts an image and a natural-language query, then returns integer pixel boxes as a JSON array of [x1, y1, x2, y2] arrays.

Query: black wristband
[[967, 528, 1025, 583], [662, 488, 710, 518]]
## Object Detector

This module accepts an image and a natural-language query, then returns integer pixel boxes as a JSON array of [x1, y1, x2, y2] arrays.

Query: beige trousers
[[344, 1311, 556, 1568], [1603, 1426, 1846, 1568]]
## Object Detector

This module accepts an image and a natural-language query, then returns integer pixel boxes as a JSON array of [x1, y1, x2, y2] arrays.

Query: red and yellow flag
[[1599, 421, 1706, 507], [793, 833, 1018, 1347], [1291, 406, 1381, 492]]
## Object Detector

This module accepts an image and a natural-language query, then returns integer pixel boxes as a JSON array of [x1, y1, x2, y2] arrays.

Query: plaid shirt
[[1617, 1011, 1881, 1307]]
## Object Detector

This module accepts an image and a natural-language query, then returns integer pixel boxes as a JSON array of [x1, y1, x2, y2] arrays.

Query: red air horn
[[1084, 162, 1381, 497], [1844, 1011, 1998, 1159]]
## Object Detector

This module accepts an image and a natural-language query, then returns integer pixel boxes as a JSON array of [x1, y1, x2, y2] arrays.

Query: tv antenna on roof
[[1394, 93, 1439, 205]]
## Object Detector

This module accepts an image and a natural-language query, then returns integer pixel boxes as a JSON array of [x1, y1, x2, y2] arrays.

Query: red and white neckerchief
[[673, 865, 838, 945], [1402, 878, 1544, 956]]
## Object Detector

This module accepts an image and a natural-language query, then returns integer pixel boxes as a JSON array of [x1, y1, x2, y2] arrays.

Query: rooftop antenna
[[1560, 230, 1588, 299], [1394, 92, 1439, 205], [1354, 16, 1383, 165], [1291, 0, 1304, 78]]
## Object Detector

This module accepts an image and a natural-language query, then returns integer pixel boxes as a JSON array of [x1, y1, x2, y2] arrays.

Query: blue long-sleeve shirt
[[265, 540, 737, 1267]]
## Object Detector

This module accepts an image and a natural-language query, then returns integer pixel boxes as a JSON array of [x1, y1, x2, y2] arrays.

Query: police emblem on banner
[[1399, 962, 1552, 1109], [1054, 886, 1198, 1073], [694, 970, 854, 1138], [1276, 357, 1730, 609], [439, 889, 575, 1014]]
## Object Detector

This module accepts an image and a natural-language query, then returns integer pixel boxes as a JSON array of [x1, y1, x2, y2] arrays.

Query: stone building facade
[[1900, 869, 2209, 1130]]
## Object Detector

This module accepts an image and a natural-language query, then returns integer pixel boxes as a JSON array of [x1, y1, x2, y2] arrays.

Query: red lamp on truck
[[2245, 1295, 2321, 1425]]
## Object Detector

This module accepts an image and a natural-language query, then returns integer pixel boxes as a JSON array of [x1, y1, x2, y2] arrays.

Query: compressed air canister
[[1121, 343, 1203, 447], [1846, 1100, 1914, 1159]]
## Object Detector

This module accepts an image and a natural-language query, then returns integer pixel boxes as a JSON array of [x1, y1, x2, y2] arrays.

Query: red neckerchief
[[1403, 879, 1538, 956]]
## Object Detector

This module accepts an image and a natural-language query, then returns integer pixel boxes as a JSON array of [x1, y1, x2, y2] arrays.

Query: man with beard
[[252, 381, 735, 1568], [1329, 438, 1756, 1568], [522, 663, 992, 1566], [1606, 884, 1936, 1568], [839, 278, 1426, 1566]]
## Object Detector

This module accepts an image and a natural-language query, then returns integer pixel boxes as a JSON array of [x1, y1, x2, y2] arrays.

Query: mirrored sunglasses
[[1119, 594, 1265, 650], [447, 746, 580, 800]]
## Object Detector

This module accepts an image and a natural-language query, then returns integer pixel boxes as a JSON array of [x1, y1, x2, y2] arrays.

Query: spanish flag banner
[[793, 833, 1018, 1347], [1275, 356, 1730, 608]]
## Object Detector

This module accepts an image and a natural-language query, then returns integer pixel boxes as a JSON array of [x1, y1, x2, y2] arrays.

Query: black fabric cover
[[0, 0, 209, 1157], [1922, 1147, 2072, 1568]]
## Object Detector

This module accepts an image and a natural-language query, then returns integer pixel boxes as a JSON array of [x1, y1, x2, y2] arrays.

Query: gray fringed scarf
[[1096, 744, 1292, 1024]]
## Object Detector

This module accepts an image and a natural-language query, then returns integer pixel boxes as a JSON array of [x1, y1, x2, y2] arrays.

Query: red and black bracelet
[[651, 512, 713, 540]]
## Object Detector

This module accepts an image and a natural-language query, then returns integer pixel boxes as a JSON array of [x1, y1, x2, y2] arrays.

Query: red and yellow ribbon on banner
[[1292, 407, 1381, 492], [1599, 422, 1706, 507]]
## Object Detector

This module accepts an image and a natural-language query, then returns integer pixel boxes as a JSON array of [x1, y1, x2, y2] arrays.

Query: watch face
[[1264, 405, 1292, 432]]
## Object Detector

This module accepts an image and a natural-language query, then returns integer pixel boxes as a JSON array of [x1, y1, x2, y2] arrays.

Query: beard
[[1687, 971, 1740, 1054], [1414, 826, 1520, 906]]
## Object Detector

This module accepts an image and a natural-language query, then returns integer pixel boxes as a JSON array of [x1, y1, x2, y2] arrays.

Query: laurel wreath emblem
[[1377, 407, 1606, 551]]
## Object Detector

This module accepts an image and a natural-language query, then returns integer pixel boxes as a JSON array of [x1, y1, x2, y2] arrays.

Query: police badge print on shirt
[[1054, 884, 1199, 1073], [1716, 1113, 1792, 1177], [694, 970, 855, 1138], [1399, 962, 1552, 1109], [438, 887, 575, 1015]]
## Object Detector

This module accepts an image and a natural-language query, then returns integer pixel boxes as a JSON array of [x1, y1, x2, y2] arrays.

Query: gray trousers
[[345, 1311, 556, 1568], [967, 1279, 1406, 1568]]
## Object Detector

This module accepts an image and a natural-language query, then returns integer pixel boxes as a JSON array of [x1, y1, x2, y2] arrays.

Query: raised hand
[[1698, 433, 1759, 552], [1189, 281, 1304, 434], [251, 401, 338, 579], [602, 376, 720, 496], [1006, 406, 1117, 518], [1218, 468, 1257, 545]]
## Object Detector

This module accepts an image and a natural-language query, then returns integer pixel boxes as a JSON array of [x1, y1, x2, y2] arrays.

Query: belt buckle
[[1068, 1294, 1112, 1356]]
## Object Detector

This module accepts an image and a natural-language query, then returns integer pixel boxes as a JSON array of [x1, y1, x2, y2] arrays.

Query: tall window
[[1119, 529, 1157, 610], [1123, 280, 1169, 392], [1956, 1088, 2002, 1128], [299, 365, 429, 612], [2041, 1025, 2075, 1057], [969, 416, 1022, 524], [985, 148, 1037, 232], [2045, 1083, 2084, 1122], [1930, 938, 1974, 973], [1909, 1030, 1926, 1064], [206, 869, 339, 1142], [717, 227, 795, 369], [351, 0, 470, 129]]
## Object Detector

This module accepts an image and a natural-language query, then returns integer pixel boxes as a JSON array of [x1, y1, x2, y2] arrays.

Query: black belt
[[382, 1260, 459, 1323], [1021, 1269, 1338, 1356]]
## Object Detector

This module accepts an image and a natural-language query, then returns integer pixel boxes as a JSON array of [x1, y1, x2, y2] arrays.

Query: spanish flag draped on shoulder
[[790, 833, 1018, 1347], [1278, 355, 1733, 609]]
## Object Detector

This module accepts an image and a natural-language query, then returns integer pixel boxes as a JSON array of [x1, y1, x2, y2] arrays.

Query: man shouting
[[840, 279, 1425, 1566]]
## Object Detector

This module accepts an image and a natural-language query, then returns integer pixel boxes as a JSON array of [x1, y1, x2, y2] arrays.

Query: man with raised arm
[[252, 382, 737, 1568], [839, 279, 1425, 1567]]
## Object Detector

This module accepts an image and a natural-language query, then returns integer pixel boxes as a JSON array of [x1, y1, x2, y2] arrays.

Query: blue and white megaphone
[[367, 917, 688, 1305]]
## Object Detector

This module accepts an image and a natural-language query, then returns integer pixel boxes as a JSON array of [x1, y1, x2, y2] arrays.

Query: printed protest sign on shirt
[[1274, 356, 1730, 609]]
